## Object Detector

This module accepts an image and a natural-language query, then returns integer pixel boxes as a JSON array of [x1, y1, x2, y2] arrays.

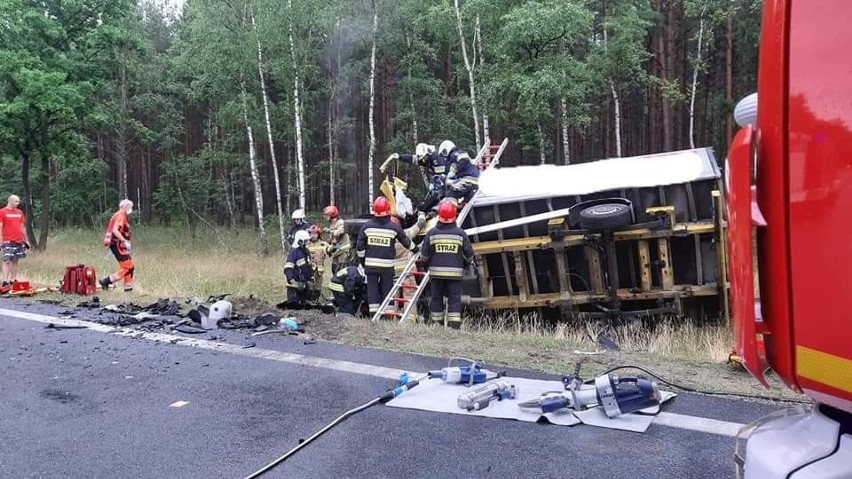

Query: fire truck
[[727, 0, 852, 477]]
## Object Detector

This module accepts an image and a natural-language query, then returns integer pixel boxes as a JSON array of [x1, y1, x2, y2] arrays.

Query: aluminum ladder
[[370, 138, 509, 322]]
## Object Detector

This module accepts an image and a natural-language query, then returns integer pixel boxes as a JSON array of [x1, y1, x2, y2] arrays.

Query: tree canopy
[[0, 0, 762, 252]]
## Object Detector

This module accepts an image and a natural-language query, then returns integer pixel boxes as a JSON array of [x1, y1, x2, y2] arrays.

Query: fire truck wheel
[[579, 203, 633, 230]]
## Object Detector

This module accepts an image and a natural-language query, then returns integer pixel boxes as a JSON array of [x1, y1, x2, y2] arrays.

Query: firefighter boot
[[99, 276, 112, 291]]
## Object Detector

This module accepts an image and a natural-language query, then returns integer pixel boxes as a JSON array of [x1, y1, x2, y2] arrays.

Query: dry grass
[[14, 225, 802, 401], [22, 226, 285, 304]]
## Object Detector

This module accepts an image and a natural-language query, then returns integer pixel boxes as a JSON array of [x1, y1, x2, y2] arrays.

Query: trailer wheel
[[579, 203, 633, 230]]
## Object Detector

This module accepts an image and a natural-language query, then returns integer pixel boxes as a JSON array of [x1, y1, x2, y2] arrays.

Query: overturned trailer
[[459, 148, 728, 320]]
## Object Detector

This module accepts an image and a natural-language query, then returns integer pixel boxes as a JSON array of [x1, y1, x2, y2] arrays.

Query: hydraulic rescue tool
[[428, 359, 502, 386], [519, 366, 661, 418], [457, 380, 518, 411]]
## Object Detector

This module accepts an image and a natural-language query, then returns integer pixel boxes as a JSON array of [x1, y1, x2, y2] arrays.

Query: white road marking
[[0, 307, 748, 437]]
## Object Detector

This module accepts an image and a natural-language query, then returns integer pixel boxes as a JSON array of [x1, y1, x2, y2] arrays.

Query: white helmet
[[415, 143, 435, 159], [291, 208, 306, 221], [438, 140, 456, 157], [292, 229, 310, 248]]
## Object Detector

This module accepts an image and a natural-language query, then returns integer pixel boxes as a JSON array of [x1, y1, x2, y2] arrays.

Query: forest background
[[0, 0, 761, 255]]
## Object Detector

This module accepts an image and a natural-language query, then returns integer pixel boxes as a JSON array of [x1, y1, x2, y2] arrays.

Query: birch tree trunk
[[560, 97, 570, 165], [610, 81, 622, 157], [602, 26, 622, 157], [288, 0, 306, 209], [251, 8, 286, 254], [475, 14, 489, 146], [538, 124, 546, 164], [240, 80, 269, 255], [454, 0, 481, 151], [367, 1, 378, 203], [688, 12, 705, 149]]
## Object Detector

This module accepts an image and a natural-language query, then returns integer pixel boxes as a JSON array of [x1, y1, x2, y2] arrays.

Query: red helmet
[[372, 196, 391, 217], [437, 200, 458, 223], [323, 205, 339, 218]]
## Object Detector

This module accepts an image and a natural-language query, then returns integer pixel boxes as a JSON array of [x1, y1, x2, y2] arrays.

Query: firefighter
[[328, 264, 367, 316], [439, 140, 480, 206], [100, 199, 136, 292], [391, 212, 427, 321], [383, 143, 450, 214], [284, 229, 314, 307], [383, 143, 448, 178], [355, 196, 418, 317], [420, 199, 474, 329], [307, 224, 330, 300], [288, 208, 310, 241], [323, 205, 350, 273]]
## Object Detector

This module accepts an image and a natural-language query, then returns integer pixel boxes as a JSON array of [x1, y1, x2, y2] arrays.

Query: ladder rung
[[489, 145, 500, 151], [406, 271, 426, 276], [382, 311, 402, 317], [400, 284, 419, 290], [394, 297, 411, 303]]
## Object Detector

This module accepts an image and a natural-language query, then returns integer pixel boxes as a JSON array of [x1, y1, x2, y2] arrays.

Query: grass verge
[[15, 225, 803, 403]]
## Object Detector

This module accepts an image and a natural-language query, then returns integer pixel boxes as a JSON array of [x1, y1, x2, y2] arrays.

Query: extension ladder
[[370, 138, 509, 323]]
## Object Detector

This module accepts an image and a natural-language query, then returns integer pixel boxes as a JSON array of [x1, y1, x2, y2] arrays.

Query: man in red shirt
[[100, 199, 135, 292], [0, 195, 30, 286]]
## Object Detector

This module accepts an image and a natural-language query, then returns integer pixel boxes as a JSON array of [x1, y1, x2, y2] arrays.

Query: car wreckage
[[348, 142, 728, 321]]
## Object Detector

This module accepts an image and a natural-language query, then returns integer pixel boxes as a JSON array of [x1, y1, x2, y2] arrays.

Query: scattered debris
[[173, 325, 207, 334], [598, 335, 620, 351], [169, 400, 190, 408], [45, 323, 87, 330]]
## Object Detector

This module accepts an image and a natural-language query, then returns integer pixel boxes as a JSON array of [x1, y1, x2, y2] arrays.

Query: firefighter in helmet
[[288, 208, 310, 242], [439, 140, 480, 206], [307, 224, 330, 300], [328, 264, 367, 316], [420, 199, 474, 329], [284, 229, 314, 307], [323, 205, 350, 273], [383, 143, 451, 214], [355, 196, 418, 317]]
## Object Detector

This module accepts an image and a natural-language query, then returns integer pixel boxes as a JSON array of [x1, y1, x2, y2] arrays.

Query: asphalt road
[[0, 298, 784, 479]]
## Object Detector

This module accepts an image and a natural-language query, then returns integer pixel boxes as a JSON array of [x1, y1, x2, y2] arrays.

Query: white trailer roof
[[473, 148, 720, 206]]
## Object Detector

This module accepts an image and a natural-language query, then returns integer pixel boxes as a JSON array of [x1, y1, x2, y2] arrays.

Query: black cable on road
[[243, 375, 425, 479]]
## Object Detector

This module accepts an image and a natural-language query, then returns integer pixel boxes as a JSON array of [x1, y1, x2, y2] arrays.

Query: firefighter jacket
[[327, 217, 350, 257], [446, 147, 480, 182], [284, 246, 313, 285], [420, 222, 474, 279], [399, 150, 448, 177], [395, 219, 425, 275], [356, 216, 414, 271], [307, 239, 330, 273], [328, 266, 366, 295]]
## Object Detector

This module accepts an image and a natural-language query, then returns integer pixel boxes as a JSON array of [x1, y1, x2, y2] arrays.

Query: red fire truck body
[[728, 0, 852, 476]]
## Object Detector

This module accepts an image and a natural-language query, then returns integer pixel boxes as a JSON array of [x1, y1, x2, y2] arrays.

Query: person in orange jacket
[[100, 199, 135, 292]]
